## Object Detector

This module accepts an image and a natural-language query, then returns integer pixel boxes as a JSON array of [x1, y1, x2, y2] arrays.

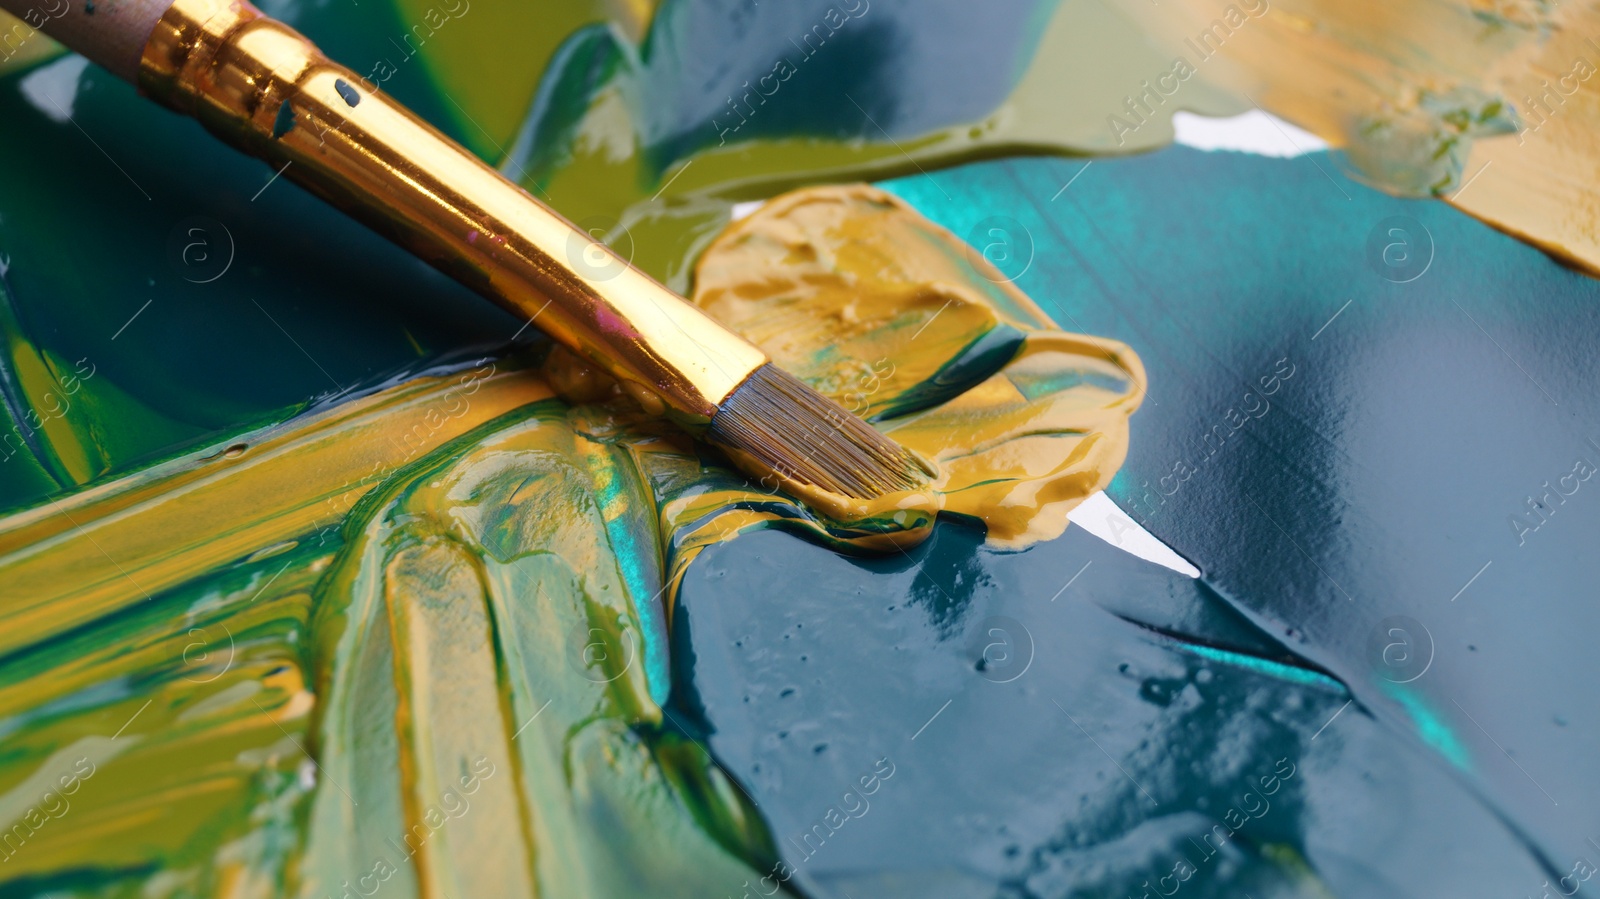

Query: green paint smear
[[0, 0, 1233, 515], [869, 324, 1025, 421], [0, 168, 1149, 895], [0, 0, 1586, 893]]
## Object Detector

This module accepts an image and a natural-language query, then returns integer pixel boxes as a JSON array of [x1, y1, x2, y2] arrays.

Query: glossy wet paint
[[671, 147, 1599, 895], [0, 0, 1596, 894]]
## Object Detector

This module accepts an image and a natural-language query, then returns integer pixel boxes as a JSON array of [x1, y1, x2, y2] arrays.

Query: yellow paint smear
[[689, 184, 1145, 548], [0, 363, 548, 659], [0, 188, 1145, 893], [1118, 0, 1600, 273]]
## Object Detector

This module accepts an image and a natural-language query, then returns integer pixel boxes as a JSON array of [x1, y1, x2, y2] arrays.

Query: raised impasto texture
[[0, 0, 1146, 514], [691, 184, 1143, 546], [1114, 0, 1600, 273], [0, 366, 787, 896], [0, 185, 1140, 894], [2, 0, 1598, 895], [5, 144, 1587, 899], [873, 148, 1600, 896], [2, 0, 1594, 520], [400, 0, 1600, 278]]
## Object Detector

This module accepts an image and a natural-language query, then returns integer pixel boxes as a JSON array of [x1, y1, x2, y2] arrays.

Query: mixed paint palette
[[1, 0, 1596, 896]]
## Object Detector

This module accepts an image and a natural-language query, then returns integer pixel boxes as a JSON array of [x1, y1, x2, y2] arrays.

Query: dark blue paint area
[[537, 0, 1057, 173], [335, 79, 362, 107], [272, 99, 297, 138], [671, 522, 1551, 896], [0, 55, 519, 510], [871, 324, 1027, 421], [860, 147, 1600, 888]]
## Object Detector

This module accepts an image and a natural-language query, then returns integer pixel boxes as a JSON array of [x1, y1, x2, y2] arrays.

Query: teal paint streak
[[1382, 680, 1473, 773], [872, 324, 1024, 421], [604, 513, 669, 704], [1167, 641, 1346, 692], [581, 443, 672, 705], [873, 149, 1595, 879]]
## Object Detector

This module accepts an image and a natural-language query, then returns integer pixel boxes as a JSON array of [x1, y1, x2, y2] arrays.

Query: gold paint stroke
[[0, 363, 547, 659], [1116, 0, 1600, 273], [0, 187, 1144, 894], [688, 184, 1145, 548]]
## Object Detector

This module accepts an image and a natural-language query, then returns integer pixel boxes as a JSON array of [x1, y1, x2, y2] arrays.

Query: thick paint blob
[[0, 145, 1593, 898], [874, 148, 1600, 895], [2, 0, 1594, 518], [1, 0, 1597, 894], [1114, 0, 1600, 273], [690, 184, 1144, 545], [0, 181, 1145, 894]]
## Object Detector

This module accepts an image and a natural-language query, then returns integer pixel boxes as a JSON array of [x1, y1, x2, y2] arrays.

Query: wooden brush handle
[[0, 0, 174, 81]]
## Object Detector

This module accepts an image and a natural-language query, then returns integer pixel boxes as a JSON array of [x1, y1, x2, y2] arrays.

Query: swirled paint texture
[[0, 185, 1141, 896], [689, 185, 1143, 545]]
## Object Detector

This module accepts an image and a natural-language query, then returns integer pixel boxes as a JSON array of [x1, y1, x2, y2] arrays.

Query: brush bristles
[[708, 363, 925, 499]]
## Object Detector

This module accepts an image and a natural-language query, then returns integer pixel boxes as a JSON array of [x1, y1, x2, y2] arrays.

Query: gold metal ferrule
[[138, 0, 767, 425]]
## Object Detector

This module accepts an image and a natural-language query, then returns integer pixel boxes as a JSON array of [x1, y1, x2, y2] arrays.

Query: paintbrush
[[3, 0, 930, 505]]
